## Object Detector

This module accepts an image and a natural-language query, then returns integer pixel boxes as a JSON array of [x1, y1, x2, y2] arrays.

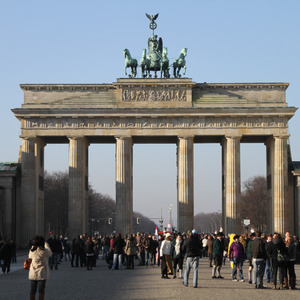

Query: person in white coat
[[28, 235, 52, 300]]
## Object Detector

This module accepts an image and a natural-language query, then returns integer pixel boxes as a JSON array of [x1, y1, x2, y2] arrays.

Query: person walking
[[212, 232, 224, 279], [111, 233, 125, 270], [160, 233, 173, 278], [267, 233, 287, 290], [1, 238, 13, 274], [124, 233, 137, 269], [251, 231, 267, 289], [182, 229, 202, 288], [28, 235, 52, 300], [228, 235, 246, 282], [172, 233, 184, 279]]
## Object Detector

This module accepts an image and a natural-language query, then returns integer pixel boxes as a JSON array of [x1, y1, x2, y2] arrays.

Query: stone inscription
[[26, 116, 288, 130], [122, 89, 186, 102]]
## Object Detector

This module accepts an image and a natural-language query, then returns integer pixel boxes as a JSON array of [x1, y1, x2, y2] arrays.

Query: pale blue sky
[[1, 1, 299, 228]]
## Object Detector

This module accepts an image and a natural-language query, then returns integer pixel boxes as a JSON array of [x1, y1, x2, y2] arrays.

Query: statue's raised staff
[[124, 48, 137, 78], [173, 48, 187, 78]]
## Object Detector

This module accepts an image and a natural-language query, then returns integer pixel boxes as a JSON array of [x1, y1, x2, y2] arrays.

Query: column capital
[[178, 135, 194, 141], [115, 136, 132, 142], [273, 134, 290, 140], [225, 135, 242, 141]]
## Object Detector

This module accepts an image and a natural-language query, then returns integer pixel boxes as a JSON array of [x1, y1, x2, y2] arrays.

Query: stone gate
[[10, 78, 299, 246]]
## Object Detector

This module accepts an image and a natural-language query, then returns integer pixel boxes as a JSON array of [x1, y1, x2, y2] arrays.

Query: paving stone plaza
[[1, 251, 299, 300]]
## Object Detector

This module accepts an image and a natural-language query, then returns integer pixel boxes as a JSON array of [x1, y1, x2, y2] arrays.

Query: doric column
[[273, 135, 289, 234], [177, 136, 194, 233], [223, 136, 241, 234], [295, 176, 300, 238], [20, 137, 45, 246], [68, 137, 89, 238], [265, 138, 274, 233], [35, 137, 45, 236], [115, 136, 133, 235], [3, 184, 13, 240]]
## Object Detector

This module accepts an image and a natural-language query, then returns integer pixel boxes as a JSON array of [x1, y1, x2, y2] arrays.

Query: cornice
[[20, 84, 115, 92], [194, 82, 289, 90]]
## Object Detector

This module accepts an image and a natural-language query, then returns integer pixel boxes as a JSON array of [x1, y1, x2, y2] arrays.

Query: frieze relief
[[25, 116, 288, 130], [122, 88, 187, 102]]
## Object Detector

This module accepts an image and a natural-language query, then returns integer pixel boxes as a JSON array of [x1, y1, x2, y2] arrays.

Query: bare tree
[[194, 212, 222, 234], [44, 171, 156, 236], [240, 176, 267, 233], [44, 171, 69, 236]]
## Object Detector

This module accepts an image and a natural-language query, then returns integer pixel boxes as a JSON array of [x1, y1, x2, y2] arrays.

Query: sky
[[1, 1, 300, 229]]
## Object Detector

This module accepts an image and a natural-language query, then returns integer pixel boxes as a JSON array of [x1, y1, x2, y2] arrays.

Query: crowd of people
[[1, 229, 299, 298]]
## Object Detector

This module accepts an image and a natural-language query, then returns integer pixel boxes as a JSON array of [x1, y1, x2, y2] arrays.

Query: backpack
[[277, 249, 288, 263]]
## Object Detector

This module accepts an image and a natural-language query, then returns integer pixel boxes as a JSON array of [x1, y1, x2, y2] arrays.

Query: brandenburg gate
[[12, 79, 297, 246]]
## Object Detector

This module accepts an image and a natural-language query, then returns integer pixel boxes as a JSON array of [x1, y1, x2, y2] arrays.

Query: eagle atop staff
[[145, 13, 159, 22]]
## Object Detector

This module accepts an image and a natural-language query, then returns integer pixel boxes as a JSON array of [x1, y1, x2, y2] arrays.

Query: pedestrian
[[251, 231, 267, 289], [212, 232, 224, 279], [28, 235, 52, 300], [246, 232, 255, 284], [160, 233, 173, 278], [172, 233, 184, 279], [124, 233, 137, 269], [207, 235, 214, 267], [182, 229, 202, 288], [285, 236, 297, 289], [85, 236, 95, 270], [1, 237, 13, 273], [267, 233, 287, 290], [111, 233, 125, 270], [228, 235, 246, 282]]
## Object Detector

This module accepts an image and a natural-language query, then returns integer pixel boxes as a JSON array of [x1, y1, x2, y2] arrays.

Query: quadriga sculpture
[[140, 49, 151, 78], [124, 48, 137, 78], [160, 47, 170, 78], [173, 48, 187, 78]]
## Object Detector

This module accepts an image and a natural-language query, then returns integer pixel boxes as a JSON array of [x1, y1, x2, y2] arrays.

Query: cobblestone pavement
[[1, 252, 299, 300]]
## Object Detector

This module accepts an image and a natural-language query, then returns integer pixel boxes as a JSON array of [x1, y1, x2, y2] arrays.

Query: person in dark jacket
[[85, 236, 95, 271], [47, 235, 62, 270], [1, 238, 13, 273], [182, 229, 202, 288], [212, 232, 224, 279], [111, 233, 125, 270], [246, 232, 255, 284], [267, 233, 287, 290], [251, 231, 267, 289]]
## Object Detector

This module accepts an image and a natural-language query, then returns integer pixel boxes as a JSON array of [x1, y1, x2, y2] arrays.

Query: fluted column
[[177, 136, 194, 233], [115, 136, 133, 235], [295, 176, 300, 238], [68, 137, 89, 238], [3, 184, 13, 240], [21, 137, 36, 246], [35, 137, 45, 236], [223, 136, 241, 234], [273, 135, 289, 234]]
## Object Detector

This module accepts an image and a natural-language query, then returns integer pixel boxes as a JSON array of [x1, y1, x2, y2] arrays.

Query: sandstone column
[[295, 176, 300, 237], [3, 184, 13, 240], [20, 137, 44, 246], [223, 136, 241, 234], [177, 136, 194, 233], [266, 137, 275, 232], [35, 137, 45, 236], [273, 135, 289, 234], [115, 136, 133, 235], [68, 137, 89, 238]]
